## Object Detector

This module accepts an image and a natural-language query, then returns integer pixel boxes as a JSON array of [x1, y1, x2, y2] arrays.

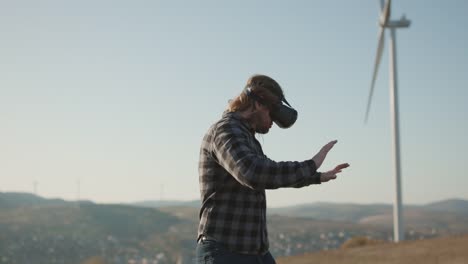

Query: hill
[[0, 192, 68, 209], [0, 192, 188, 264], [268, 202, 391, 222], [424, 199, 468, 216], [130, 199, 200, 208], [132, 198, 468, 234], [276, 234, 468, 264], [1, 192, 467, 263], [268, 199, 468, 222]]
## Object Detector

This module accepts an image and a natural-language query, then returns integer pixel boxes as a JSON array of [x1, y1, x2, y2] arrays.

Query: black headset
[[244, 87, 298, 128]]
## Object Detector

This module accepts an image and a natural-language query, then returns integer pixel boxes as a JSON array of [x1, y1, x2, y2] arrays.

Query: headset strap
[[245, 87, 291, 107]]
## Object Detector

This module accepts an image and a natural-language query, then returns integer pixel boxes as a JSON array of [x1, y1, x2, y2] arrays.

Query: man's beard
[[256, 126, 270, 134], [254, 115, 270, 134]]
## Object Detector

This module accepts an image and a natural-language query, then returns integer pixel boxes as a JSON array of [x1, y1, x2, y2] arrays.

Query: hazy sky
[[1, 0, 467, 207]]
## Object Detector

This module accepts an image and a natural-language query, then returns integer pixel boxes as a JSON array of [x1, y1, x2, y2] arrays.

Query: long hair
[[228, 74, 284, 112]]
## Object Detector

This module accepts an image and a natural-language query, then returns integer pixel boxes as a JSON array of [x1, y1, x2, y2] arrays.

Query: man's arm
[[212, 123, 320, 190]]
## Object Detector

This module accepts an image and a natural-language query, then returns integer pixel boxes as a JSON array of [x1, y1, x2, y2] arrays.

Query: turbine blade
[[379, 0, 385, 11], [365, 26, 385, 124], [380, 0, 391, 26]]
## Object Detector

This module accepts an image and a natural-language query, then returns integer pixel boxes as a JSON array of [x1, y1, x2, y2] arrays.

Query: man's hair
[[228, 74, 284, 112]]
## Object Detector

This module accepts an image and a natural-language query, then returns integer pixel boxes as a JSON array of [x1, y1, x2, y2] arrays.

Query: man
[[196, 74, 349, 264]]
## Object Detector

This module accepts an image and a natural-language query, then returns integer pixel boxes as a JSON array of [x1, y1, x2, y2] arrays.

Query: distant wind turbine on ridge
[[364, 0, 411, 242]]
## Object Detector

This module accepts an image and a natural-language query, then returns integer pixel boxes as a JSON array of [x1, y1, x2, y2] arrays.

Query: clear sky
[[1, 0, 467, 207]]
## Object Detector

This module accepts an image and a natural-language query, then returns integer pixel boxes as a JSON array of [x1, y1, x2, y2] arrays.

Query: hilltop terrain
[[277, 234, 468, 264], [1, 192, 467, 264]]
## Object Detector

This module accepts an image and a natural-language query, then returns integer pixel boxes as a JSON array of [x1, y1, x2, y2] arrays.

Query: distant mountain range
[[0, 192, 68, 209], [0, 192, 187, 264], [422, 199, 468, 214], [268, 199, 468, 222], [1, 192, 467, 264], [130, 199, 201, 208], [5, 192, 466, 223], [128, 197, 468, 222]]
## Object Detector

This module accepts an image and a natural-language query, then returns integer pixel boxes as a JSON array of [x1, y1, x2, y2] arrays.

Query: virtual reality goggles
[[244, 87, 298, 128]]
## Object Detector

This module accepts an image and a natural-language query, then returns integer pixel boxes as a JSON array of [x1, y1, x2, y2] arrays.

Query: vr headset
[[244, 87, 298, 128]]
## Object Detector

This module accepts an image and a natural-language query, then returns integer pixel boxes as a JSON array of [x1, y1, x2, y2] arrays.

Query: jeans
[[195, 239, 276, 264]]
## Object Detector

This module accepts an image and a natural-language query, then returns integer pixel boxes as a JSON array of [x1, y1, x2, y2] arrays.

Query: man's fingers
[[323, 140, 337, 150], [334, 163, 350, 171], [330, 163, 349, 174], [326, 140, 338, 150], [322, 162, 348, 182]]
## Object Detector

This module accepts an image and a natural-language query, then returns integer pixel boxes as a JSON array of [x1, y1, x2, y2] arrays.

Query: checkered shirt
[[197, 111, 321, 254]]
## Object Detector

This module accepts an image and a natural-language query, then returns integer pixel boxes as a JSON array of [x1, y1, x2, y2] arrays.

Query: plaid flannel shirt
[[197, 111, 321, 254]]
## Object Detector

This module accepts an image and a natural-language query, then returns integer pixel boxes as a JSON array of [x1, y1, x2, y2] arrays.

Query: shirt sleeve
[[212, 122, 321, 190]]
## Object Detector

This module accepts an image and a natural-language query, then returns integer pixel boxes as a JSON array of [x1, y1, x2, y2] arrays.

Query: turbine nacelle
[[386, 15, 411, 28]]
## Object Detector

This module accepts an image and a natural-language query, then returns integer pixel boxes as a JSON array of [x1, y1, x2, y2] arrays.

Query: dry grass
[[276, 235, 468, 264], [81, 256, 107, 264], [340, 236, 386, 249]]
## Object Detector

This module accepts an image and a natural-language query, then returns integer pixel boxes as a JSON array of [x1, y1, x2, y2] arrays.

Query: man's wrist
[[313, 172, 322, 184]]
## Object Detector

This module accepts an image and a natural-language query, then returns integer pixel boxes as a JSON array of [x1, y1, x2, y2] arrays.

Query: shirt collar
[[223, 110, 255, 134]]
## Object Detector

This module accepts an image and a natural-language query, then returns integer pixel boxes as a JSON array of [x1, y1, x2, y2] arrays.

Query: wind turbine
[[364, 0, 411, 242]]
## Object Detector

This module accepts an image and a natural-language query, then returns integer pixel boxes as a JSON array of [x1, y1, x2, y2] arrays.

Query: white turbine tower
[[365, 0, 411, 242]]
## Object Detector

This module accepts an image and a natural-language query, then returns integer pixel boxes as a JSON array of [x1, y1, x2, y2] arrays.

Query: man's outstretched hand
[[312, 140, 349, 182], [320, 163, 350, 182], [312, 140, 338, 169]]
